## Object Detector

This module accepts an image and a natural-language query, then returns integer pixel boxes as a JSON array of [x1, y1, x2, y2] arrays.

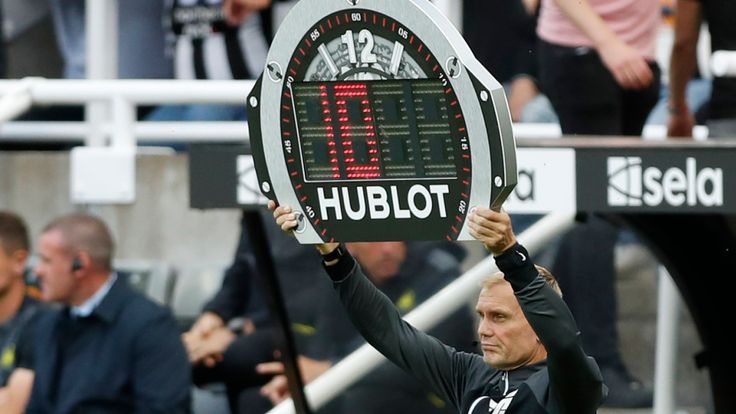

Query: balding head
[[42, 213, 115, 271]]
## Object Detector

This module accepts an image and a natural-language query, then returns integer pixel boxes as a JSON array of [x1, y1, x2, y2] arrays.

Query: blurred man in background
[[668, 0, 736, 138], [536, 0, 661, 406], [258, 241, 477, 414], [27, 213, 191, 413], [182, 210, 332, 414]]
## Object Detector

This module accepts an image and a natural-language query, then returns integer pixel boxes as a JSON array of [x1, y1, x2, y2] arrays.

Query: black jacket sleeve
[[325, 254, 487, 411], [495, 243, 605, 413]]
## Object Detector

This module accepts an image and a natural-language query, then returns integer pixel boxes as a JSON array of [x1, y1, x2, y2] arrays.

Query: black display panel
[[265, 8, 475, 242], [292, 80, 458, 182]]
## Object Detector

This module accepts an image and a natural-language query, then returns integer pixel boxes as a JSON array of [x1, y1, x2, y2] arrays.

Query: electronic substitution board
[[247, 0, 516, 243]]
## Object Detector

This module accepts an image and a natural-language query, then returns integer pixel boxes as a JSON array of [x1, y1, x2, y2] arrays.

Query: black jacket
[[325, 243, 605, 413], [27, 277, 191, 414]]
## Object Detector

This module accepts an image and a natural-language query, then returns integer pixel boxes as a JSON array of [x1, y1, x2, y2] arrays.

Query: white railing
[[0, 121, 249, 142], [0, 77, 711, 145], [0, 79, 255, 145], [0, 79, 254, 104]]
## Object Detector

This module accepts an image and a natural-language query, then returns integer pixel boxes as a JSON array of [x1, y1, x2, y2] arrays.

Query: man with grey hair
[[27, 213, 191, 413], [271, 202, 606, 413]]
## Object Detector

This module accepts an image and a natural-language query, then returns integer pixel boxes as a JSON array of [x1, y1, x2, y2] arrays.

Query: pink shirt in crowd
[[537, 0, 660, 60]]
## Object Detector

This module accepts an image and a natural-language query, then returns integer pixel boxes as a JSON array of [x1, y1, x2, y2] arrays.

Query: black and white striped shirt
[[167, 0, 270, 80]]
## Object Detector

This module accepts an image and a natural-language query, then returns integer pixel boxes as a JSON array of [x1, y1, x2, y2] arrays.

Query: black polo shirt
[[0, 295, 44, 386]]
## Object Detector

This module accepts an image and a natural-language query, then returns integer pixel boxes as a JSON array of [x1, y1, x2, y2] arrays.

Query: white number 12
[[341, 29, 377, 64]]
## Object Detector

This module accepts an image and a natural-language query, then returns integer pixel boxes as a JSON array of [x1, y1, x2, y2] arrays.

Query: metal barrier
[[0, 79, 256, 145], [0, 76, 711, 145]]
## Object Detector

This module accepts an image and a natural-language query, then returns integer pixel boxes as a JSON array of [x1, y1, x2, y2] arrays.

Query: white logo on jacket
[[467, 390, 518, 414]]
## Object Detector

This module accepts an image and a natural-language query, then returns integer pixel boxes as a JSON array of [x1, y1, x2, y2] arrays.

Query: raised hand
[[222, 0, 272, 26], [467, 207, 517, 256], [268, 200, 299, 234]]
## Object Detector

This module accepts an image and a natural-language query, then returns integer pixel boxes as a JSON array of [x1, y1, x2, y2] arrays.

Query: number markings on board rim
[[247, 0, 517, 242], [275, 8, 474, 241]]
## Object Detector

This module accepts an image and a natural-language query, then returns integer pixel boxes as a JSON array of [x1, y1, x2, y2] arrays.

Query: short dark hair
[[43, 213, 115, 271], [0, 211, 30, 254]]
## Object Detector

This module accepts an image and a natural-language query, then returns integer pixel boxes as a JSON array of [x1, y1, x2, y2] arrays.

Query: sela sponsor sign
[[607, 156, 722, 208], [577, 149, 735, 213]]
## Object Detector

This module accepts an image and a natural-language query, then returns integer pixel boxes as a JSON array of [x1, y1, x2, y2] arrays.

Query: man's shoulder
[[29, 306, 63, 346], [116, 282, 173, 320], [104, 279, 177, 330], [31, 300, 61, 324]]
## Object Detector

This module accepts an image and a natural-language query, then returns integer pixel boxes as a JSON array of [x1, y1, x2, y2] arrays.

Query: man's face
[[475, 280, 542, 370], [34, 230, 77, 304], [0, 242, 26, 294], [349, 242, 406, 284]]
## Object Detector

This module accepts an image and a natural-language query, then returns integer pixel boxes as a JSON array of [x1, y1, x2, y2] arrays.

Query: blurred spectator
[[668, 0, 736, 138], [645, 0, 712, 126], [463, 0, 557, 123], [0, 211, 47, 414], [258, 241, 477, 414], [27, 213, 191, 413], [146, 0, 275, 124], [0, 3, 6, 78], [536, 0, 659, 408], [3, 0, 63, 79], [15, 0, 173, 133], [182, 209, 334, 414], [48, 0, 172, 80]]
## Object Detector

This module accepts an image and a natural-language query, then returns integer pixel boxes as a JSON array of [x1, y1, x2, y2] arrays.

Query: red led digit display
[[292, 79, 459, 182], [334, 83, 381, 179]]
